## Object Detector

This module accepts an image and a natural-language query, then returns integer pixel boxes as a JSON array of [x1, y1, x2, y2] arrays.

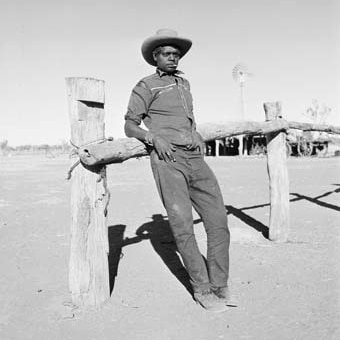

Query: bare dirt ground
[[0, 155, 339, 340]]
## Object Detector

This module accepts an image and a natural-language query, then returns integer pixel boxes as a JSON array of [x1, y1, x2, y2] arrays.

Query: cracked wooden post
[[66, 77, 110, 307], [264, 101, 290, 242]]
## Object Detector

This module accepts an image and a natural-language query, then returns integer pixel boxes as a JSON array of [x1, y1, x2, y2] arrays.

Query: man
[[124, 29, 230, 312]]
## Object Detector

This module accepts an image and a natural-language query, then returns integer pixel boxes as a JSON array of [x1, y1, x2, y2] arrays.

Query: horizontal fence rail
[[77, 120, 340, 166]]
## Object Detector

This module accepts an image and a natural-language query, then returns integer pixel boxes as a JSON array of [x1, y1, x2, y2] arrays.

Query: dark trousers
[[150, 147, 230, 293]]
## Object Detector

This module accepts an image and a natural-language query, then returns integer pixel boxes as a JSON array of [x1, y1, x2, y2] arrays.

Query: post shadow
[[108, 224, 126, 294]]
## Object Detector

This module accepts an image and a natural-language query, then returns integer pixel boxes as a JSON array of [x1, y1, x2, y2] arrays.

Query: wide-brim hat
[[141, 29, 192, 66]]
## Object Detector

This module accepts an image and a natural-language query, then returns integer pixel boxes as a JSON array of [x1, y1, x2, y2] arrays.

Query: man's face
[[153, 45, 181, 74]]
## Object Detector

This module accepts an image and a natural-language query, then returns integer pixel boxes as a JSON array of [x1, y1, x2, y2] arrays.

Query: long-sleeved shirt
[[125, 69, 196, 146]]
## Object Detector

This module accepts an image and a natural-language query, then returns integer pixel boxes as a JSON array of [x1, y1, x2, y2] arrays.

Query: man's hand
[[153, 135, 177, 162], [187, 131, 204, 155]]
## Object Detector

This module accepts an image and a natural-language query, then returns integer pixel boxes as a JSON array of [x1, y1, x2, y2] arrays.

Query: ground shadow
[[134, 214, 194, 297], [231, 184, 340, 212], [108, 224, 126, 294], [108, 215, 194, 297], [314, 183, 340, 199], [222, 184, 340, 237], [290, 193, 340, 212], [290, 183, 340, 212], [108, 185, 339, 293], [225, 205, 269, 239]]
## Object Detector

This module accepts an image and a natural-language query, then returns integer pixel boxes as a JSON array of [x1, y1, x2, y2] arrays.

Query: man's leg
[[150, 151, 210, 294], [188, 156, 230, 290]]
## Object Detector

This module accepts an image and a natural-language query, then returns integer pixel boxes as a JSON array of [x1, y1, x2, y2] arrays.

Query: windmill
[[232, 63, 252, 120], [232, 63, 253, 155]]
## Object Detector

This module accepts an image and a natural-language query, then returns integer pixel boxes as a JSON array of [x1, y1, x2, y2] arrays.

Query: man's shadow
[[108, 214, 194, 297]]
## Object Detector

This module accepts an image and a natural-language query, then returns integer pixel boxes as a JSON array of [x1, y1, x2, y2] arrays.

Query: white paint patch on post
[[264, 101, 290, 242], [66, 77, 110, 308]]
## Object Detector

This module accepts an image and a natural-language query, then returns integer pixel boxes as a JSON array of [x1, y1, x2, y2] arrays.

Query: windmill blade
[[232, 63, 251, 83]]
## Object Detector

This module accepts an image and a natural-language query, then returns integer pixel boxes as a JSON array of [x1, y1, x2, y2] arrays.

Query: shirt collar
[[156, 68, 184, 77]]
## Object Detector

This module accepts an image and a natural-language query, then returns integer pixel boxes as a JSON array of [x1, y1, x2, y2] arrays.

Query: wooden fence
[[66, 77, 340, 308]]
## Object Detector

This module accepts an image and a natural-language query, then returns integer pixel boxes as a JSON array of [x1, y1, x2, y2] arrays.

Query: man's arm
[[124, 120, 176, 162], [124, 119, 149, 142], [183, 78, 204, 155]]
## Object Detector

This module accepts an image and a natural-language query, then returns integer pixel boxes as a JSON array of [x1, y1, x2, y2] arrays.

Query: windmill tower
[[232, 63, 252, 155]]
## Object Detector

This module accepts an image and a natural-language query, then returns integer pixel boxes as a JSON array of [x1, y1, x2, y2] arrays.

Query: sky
[[1, 0, 339, 146]]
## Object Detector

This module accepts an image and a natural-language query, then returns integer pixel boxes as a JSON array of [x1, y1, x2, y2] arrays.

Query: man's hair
[[152, 45, 181, 58]]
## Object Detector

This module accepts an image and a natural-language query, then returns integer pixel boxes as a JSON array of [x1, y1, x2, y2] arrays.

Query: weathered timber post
[[66, 77, 110, 307], [264, 101, 290, 242]]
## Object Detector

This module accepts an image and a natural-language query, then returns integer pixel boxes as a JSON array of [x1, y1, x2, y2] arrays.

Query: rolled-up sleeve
[[124, 81, 152, 125]]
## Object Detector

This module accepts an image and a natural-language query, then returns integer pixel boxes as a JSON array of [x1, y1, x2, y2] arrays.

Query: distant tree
[[301, 99, 332, 149], [0, 139, 8, 156], [0, 139, 8, 149], [302, 99, 331, 125], [38, 144, 50, 151], [60, 139, 71, 154]]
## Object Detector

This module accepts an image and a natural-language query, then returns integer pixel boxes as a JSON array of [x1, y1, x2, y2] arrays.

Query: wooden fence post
[[66, 77, 110, 307], [264, 101, 290, 242]]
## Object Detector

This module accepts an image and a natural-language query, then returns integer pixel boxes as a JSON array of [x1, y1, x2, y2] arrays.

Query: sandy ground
[[0, 154, 339, 340]]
